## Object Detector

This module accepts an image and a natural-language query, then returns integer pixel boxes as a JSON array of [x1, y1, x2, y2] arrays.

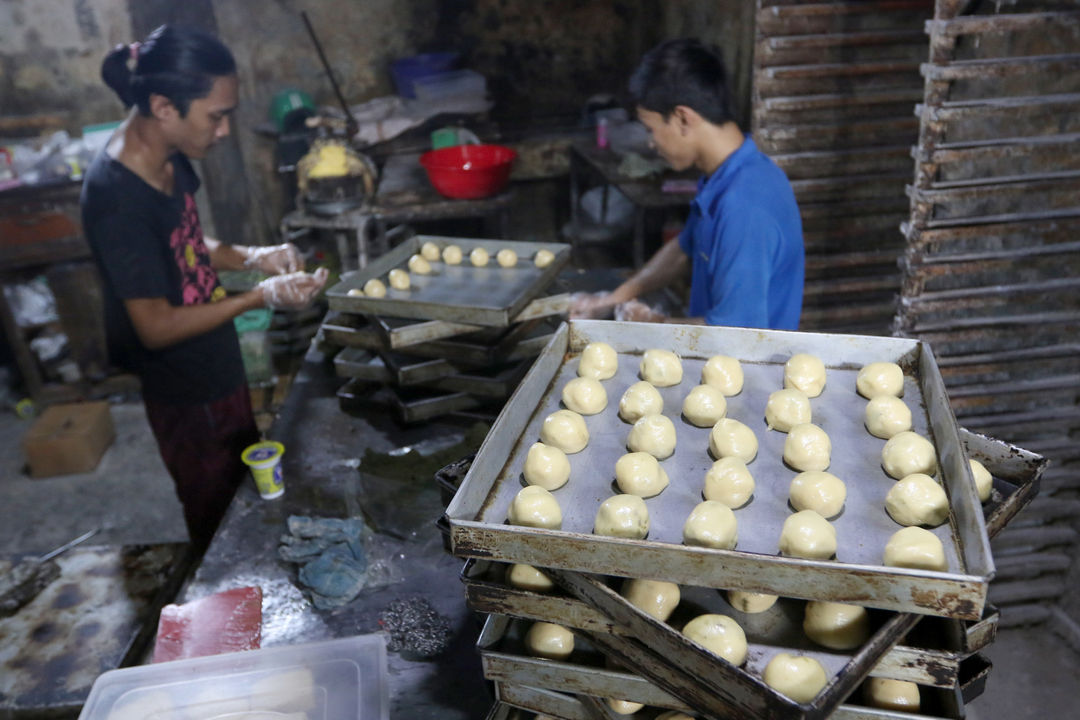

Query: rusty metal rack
[[753, 0, 936, 335], [318, 235, 570, 423], [896, 2, 1080, 627]]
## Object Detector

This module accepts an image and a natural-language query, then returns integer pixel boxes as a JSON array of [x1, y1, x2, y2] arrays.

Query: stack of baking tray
[[320, 234, 571, 423], [443, 320, 1045, 719]]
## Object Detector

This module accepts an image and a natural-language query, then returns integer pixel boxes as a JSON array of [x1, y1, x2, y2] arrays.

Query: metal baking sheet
[[480, 616, 965, 720], [419, 361, 532, 399], [463, 560, 963, 690], [326, 235, 570, 326], [447, 320, 994, 620], [369, 293, 569, 349], [333, 348, 394, 383]]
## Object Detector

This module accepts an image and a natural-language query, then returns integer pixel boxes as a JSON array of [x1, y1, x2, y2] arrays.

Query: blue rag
[[279, 515, 368, 609]]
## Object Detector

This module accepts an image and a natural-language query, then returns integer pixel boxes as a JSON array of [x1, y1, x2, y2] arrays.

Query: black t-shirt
[[80, 150, 246, 404]]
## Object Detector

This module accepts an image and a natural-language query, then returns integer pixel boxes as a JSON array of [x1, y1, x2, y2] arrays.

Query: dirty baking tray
[[367, 293, 569, 350], [479, 615, 970, 720], [446, 320, 994, 620], [463, 560, 969, 691], [326, 235, 570, 326], [334, 348, 394, 383]]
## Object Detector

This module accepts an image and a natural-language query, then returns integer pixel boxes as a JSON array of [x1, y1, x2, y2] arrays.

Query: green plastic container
[[234, 308, 274, 385]]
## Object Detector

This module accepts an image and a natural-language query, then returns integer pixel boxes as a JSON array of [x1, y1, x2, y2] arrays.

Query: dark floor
[[2, 399, 1078, 718]]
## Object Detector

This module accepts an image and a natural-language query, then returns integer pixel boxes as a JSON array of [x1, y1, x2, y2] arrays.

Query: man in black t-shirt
[[82, 26, 327, 551]]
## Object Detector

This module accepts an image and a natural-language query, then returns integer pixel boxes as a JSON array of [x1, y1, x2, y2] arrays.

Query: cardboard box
[[22, 401, 115, 478]]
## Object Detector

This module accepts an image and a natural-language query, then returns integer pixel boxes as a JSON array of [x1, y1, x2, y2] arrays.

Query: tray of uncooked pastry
[[445, 320, 995, 620], [325, 235, 571, 326], [479, 615, 970, 720]]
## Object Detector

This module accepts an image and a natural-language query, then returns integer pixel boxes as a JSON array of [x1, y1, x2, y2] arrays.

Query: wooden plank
[[919, 92, 1080, 120], [922, 53, 1080, 81], [926, 11, 1080, 38], [914, 132, 1080, 164], [764, 87, 925, 112]]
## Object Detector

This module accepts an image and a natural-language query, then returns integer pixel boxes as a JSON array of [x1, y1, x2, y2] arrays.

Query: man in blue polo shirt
[[571, 38, 804, 329]]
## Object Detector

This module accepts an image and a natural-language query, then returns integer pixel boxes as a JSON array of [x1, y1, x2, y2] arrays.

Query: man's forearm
[[125, 291, 265, 350], [205, 237, 250, 271], [610, 240, 689, 304]]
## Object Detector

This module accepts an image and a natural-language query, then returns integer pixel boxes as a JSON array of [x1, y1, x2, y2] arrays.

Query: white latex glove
[[615, 299, 668, 323], [244, 242, 303, 275], [569, 291, 617, 319], [258, 267, 329, 310]]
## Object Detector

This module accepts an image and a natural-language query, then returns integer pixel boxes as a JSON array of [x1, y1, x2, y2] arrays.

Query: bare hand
[[245, 243, 304, 275], [569, 291, 617, 319], [615, 299, 668, 323], [258, 267, 329, 310]]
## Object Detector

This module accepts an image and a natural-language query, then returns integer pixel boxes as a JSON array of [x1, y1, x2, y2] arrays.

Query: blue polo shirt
[[678, 137, 804, 329]]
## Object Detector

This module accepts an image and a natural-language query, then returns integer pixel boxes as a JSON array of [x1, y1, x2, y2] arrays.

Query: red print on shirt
[[169, 194, 221, 306]]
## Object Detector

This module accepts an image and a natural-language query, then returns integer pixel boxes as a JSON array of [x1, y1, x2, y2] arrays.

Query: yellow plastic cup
[[241, 441, 286, 499]]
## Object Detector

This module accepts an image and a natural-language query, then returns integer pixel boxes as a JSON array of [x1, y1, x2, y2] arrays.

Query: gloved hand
[[615, 299, 668, 323], [258, 267, 329, 310], [569, 291, 617, 319], [244, 242, 303, 275]]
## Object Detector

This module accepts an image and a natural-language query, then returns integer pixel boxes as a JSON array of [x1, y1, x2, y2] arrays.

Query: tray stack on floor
[[319, 235, 570, 423], [895, 3, 1080, 627], [441, 320, 1045, 719], [752, 0, 935, 335]]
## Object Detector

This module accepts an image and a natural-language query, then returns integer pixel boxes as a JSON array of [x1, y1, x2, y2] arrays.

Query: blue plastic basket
[[390, 52, 459, 98]]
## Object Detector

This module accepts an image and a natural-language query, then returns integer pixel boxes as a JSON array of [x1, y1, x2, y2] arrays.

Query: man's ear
[[672, 105, 701, 136], [149, 93, 178, 123]]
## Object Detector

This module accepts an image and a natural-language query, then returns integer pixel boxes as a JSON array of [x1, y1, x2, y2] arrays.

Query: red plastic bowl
[[419, 144, 517, 199]]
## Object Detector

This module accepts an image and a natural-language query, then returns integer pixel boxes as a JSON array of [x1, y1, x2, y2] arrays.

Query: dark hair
[[628, 38, 736, 126], [101, 25, 236, 118]]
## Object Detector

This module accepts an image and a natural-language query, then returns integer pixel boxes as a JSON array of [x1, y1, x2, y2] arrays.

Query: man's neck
[[111, 110, 175, 192], [696, 121, 745, 176]]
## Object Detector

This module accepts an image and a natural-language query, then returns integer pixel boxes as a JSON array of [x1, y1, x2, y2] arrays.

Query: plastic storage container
[[390, 52, 459, 98], [413, 69, 486, 102], [234, 308, 274, 386], [78, 634, 388, 720]]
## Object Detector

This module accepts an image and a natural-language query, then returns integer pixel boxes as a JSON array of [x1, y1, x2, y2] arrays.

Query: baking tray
[[334, 348, 394, 383], [418, 360, 532, 400], [479, 615, 967, 720], [447, 320, 994, 620], [326, 235, 571, 326], [463, 560, 968, 690], [368, 293, 569, 349]]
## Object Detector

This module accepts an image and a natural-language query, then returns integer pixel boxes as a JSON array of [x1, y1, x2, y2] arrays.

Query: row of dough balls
[[520, 580, 916, 710], [346, 241, 558, 297]]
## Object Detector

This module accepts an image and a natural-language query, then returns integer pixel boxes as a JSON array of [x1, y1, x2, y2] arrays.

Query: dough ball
[[727, 590, 778, 614], [702, 355, 744, 395], [627, 413, 677, 459], [534, 248, 556, 268], [579, 341, 618, 380], [442, 244, 463, 265], [857, 362, 905, 399], [865, 396, 912, 439], [420, 240, 441, 261], [640, 349, 683, 387], [970, 458, 993, 502], [407, 253, 432, 275], [765, 388, 812, 432], [803, 601, 870, 650], [709, 418, 759, 464], [524, 621, 574, 660], [594, 494, 649, 539], [621, 578, 681, 622], [347, 287, 364, 297], [682, 614, 747, 666], [656, 713, 696, 720], [789, 471, 846, 519], [885, 473, 949, 527], [561, 377, 607, 415], [606, 699, 644, 715], [362, 278, 387, 298], [682, 384, 728, 427], [615, 452, 670, 498], [496, 248, 518, 267], [884, 526, 947, 571], [784, 354, 827, 398], [470, 247, 490, 267], [882, 431, 937, 479], [540, 409, 589, 454], [763, 653, 828, 704], [388, 268, 410, 290], [683, 501, 738, 550], [508, 485, 562, 530], [779, 510, 837, 560], [619, 381, 663, 422], [863, 678, 921, 712], [523, 442, 571, 491], [784, 423, 832, 472], [506, 563, 555, 593], [703, 457, 755, 509]]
